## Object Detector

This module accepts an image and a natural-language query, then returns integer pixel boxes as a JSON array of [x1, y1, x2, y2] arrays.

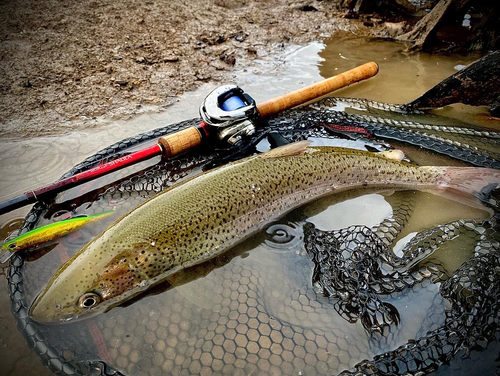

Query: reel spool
[[200, 85, 259, 146]]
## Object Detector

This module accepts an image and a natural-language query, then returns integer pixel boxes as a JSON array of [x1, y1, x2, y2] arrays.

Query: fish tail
[[430, 166, 500, 206]]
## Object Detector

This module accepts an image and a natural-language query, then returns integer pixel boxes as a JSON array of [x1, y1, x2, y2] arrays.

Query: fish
[[29, 141, 500, 323], [0, 211, 114, 263]]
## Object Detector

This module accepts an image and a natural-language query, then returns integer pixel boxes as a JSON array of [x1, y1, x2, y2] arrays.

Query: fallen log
[[404, 50, 500, 116]]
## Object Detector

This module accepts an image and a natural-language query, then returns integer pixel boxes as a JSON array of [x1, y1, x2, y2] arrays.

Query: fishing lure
[[0, 211, 114, 263]]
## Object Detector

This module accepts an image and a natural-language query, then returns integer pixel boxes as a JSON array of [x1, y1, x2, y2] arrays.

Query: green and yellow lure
[[0, 211, 113, 262]]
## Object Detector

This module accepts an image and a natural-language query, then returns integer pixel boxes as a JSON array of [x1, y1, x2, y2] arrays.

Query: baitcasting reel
[[200, 85, 259, 146]]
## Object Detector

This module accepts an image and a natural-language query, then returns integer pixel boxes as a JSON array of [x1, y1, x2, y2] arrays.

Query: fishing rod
[[0, 62, 379, 215]]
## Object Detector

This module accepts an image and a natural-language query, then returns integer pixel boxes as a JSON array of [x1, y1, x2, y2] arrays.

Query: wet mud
[[0, 0, 380, 139]]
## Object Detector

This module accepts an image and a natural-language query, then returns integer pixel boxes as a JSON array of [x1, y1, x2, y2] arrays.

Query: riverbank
[[0, 0, 399, 139]]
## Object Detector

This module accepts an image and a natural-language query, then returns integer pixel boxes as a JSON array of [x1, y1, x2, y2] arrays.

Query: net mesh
[[6, 99, 500, 376]]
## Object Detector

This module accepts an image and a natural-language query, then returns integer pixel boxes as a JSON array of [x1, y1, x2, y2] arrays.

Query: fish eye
[[78, 293, 101, 309], [8, 243, 17, 249]]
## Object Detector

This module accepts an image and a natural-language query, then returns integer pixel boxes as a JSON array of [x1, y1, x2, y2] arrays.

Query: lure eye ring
[[78, 292, 101, 309], [7, 243, 17, 250]]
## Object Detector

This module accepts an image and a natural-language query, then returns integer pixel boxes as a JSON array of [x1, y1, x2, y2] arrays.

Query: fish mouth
[[30, 313, 81, 325], [29, 302, 106, 324], [29, 304, 80, 324]]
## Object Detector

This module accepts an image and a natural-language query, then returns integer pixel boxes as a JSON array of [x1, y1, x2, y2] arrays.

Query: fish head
[[29, 244, 150, 324]]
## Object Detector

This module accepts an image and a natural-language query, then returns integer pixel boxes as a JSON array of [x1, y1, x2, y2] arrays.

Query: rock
[[234, 31, 247, 42], [384, 21, 406, 37], [220, 53, 236, 65], [199, 34, 226, 46], [211, 61, 227, 71], [163, 56, 179, 62], [114, 79, 128, 86], [194, 41, 205, 49]]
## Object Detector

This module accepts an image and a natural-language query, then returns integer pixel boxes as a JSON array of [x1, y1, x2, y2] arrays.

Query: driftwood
[[396, 0, 454, 50], [394, 0, 499, 51], [404, 50, 500, 115], [341, 0, 498, 52]]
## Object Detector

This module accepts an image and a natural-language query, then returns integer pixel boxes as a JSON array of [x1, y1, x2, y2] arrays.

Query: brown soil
[[0, 0, 384, 139]]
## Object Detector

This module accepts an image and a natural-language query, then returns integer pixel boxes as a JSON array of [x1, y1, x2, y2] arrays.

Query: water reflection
[[317, 37, 482, 104]]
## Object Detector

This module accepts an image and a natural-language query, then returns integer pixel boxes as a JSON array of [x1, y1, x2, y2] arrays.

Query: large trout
[[30, 142, 500, 323]]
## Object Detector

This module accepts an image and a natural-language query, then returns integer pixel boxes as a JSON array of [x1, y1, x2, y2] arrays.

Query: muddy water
[[0, 37, 496, 375]]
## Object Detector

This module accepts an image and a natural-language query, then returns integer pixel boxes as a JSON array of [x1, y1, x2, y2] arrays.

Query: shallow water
[[0, 37, 498, 375]]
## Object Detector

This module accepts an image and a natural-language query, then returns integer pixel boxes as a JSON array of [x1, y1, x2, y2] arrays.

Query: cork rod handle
[[158, 126, 203, 158], [256, 62, 379, 118]]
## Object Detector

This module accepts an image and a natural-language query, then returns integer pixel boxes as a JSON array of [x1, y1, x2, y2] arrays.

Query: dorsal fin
[[376, 149, 405, 161], [260, 141, 311, 159]]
